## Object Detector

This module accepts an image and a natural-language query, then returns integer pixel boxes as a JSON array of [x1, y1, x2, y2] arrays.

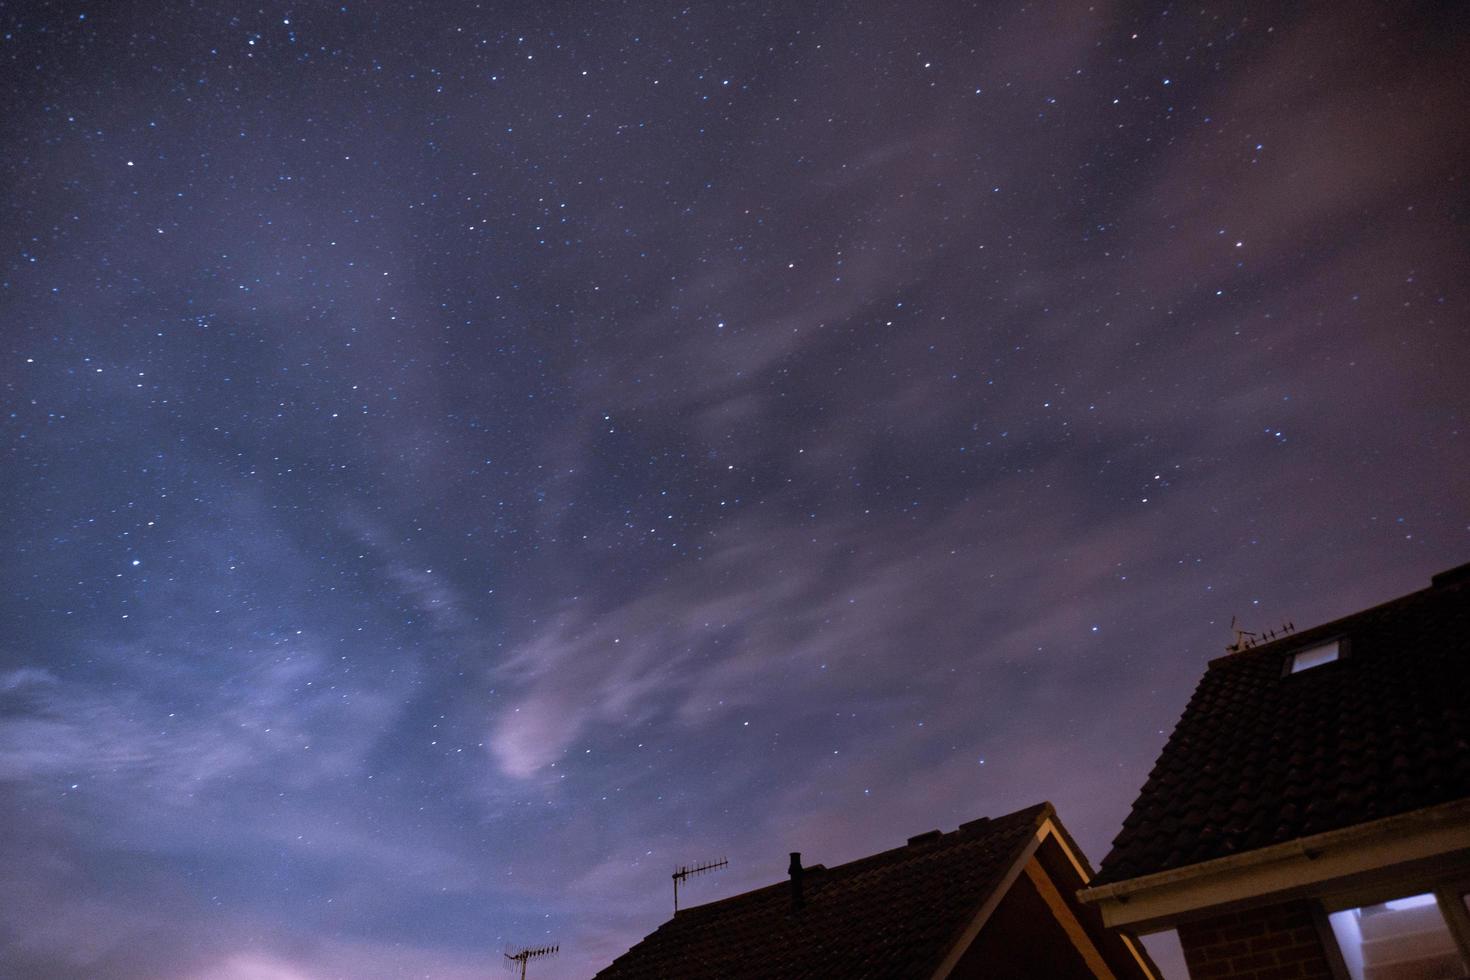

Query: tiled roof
[[1093, 562, 1470, 886], [594, 802, 1051, 979]]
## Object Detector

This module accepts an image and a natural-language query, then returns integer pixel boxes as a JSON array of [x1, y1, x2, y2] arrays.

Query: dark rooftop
[[1093, 562, 1470, 886], [594, 802, 1053, 979]]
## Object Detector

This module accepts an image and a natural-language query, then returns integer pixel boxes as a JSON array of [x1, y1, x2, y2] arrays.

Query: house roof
[[1092, 561, 1470, 887], [594, 802, 1056, 979]]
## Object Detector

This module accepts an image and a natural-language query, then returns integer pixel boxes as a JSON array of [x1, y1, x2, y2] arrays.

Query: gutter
[[1078, 798, 1470, 929]]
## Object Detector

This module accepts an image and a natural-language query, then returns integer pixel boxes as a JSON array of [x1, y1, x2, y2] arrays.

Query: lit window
[[1289, 640, 1340, 673], [1327, 893, 1466, 979]]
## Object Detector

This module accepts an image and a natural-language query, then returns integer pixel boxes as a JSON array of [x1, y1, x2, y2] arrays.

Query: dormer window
[[1288, 639, 1340, 674]]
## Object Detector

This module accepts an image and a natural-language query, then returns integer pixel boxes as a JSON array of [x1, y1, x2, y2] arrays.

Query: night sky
[[3, 2, 1468, 977]]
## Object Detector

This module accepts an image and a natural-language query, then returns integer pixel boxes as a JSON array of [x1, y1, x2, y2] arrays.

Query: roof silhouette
[[595, 802, 1056, 979], [1094, 561, 1470, 886]]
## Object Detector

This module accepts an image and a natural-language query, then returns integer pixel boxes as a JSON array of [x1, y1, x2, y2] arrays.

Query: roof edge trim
[[1078, 798, 1470, 929]]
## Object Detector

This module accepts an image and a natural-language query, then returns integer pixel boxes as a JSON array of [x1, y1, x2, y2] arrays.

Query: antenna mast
[[1227, 614, 1257, 653], [505, 944, 558, 980], [672, 857, 728, 913]]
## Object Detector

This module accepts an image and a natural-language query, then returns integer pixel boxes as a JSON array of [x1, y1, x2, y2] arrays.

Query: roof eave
[[1078, 797, 1470, 932]]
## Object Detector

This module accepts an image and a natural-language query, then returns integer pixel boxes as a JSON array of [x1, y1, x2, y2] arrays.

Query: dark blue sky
[[3, 2, 1467, 977]]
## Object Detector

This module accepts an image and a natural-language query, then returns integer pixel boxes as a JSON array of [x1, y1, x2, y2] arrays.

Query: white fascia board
[[1078, 798, 1470, 932]]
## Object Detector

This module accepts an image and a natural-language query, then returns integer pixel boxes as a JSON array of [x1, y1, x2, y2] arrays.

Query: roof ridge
[[668, 802, 1053, 917], [595, 801, 1082, 978], [1206, 572, 1452, 667]]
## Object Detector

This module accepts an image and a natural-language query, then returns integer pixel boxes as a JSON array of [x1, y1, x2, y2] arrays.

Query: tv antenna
[[672, 857, 728, 913], [504, 943, 558, 980], [1226, 615, 1295, 653]]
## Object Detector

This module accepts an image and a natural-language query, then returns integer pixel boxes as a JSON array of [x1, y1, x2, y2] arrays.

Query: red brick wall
[[1176, 900, 1336, 980]]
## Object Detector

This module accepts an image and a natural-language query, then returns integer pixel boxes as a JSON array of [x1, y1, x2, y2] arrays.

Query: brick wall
[[1176, 900, 1337, 980]]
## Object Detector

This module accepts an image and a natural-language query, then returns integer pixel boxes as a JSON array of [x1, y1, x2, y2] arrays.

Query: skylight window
[[1288, 639, 1340, 673]]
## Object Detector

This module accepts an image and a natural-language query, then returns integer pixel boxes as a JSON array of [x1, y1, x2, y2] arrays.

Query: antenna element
[[672, 857, 728, 913], [505, 944, 558, 980], [1226, 615, 1296, 653]]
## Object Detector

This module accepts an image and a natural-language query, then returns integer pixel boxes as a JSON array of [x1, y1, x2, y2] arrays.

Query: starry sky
[[2, 2, 1468, 978]]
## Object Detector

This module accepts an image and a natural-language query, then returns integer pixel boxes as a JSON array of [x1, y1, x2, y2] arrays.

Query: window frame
[[1436, 878, 1470, 968], [1281, 635, 1350, 677]]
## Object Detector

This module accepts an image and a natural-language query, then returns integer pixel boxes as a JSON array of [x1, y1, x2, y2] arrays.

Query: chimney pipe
[[788, 852, 804, 911]]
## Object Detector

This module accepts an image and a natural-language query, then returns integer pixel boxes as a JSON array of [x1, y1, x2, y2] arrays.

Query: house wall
[[954, 867, 1099, 979], [1032, 833, 1159, 978], [1176, 900, 1335, 980], [950, 840, 1156, 979]]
